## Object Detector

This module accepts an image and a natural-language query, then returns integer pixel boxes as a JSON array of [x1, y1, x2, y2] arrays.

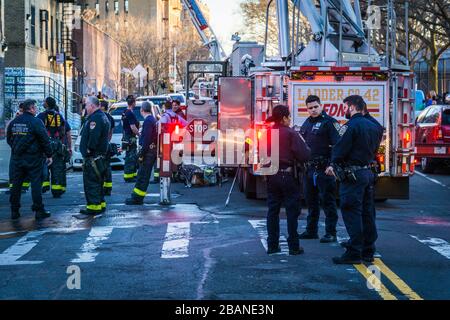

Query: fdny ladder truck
[[217, 0, 416, 200]]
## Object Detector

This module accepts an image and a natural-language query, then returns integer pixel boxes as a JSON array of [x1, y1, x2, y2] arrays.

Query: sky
[[201, 0, 246, 55]]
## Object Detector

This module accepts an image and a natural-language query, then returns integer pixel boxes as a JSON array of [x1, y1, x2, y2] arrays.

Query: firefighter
[[6, 103, 31, 194], [121, 95, 140, 182], [7, 99, 53, 220], [265, 105, 310, 255], [325, 95, 382, 264], [299, 95, 340, 243], [37, 97, 67, 198], [125, 101, 158, 205], [79, 96, 110, 216], [100, 100, 115, 195]]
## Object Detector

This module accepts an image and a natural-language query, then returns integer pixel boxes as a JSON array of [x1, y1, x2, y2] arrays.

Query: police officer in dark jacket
[[300, 95, 340, 243], [37, 97, 68, 198], [79, 96, 110, 215], [125, 101, 158, 205], [100, 100, 115, 195], [122, 95, 140, 182], [325, 95, 382, 264], [7, 99, 53, 219], [265, 105, 311, 255]]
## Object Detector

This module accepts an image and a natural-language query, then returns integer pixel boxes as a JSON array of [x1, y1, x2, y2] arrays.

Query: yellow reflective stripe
[[42, 181, 50, 187], [9, 184, 13, 188], [51, 185, 64, 190], [154, 172, 160, 177], [86, 204, 102, 211], [22, 182, 30, 187], [133, 173, 138, 177], [124, 173, 136, 179], [103, 182, 113, 188], [101, 202, 106, 208], [133, 188, 146, 197]]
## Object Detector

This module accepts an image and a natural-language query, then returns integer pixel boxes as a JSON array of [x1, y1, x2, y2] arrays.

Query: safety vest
[[44, 110, 65, 140]]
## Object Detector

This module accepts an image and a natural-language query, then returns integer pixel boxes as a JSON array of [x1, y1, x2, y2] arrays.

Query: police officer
[[122, 95, 140, 182], [125, 101, 158, 205], [37, 97, 68, 198], [325, 95, 381, 264], [79, 96, 110, 215], [100, 100, 115, 195], [300, 95, 340, 243], [265, 105, 310, 255], [7, 99, 53, 220]]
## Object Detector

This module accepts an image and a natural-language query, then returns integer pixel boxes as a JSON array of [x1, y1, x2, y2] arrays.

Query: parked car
[[135, 95, 170, 109], [415, 104, 450, 173]]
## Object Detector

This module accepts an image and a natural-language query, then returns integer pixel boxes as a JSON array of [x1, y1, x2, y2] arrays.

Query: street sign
[[187, 118, 208, 136], [56, 53, 65, 64]]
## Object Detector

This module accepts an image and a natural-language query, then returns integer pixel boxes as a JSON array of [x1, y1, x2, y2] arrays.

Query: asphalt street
[[0, 167, 449, 300]]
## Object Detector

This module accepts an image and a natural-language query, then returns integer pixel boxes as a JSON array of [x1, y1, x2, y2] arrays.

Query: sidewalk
[[0, 139, 9, 187]]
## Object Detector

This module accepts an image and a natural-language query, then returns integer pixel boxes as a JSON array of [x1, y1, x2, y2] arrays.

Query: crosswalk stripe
[[248, 220, 289, 255], [0, 230, 46, 265], [71, 226, 114, 263], [161, 222, 191, 259], [410, 235, 450, 260]]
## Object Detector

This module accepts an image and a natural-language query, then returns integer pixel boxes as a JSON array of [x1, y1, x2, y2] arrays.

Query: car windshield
[[443, 109, 450, 125], [113, 119, 122, 134], [147, 97, 168, 107], [110, 106, 144, 121]]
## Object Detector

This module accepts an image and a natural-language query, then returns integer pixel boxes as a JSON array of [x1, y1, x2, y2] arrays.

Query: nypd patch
[[90, 121, 96, 130], [338, 125, 348, 136]]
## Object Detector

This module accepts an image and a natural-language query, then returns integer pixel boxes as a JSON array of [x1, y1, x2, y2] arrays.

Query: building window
[[45, 18, 49, 50], [56, 18, 59, 53], [95, 0, 100, 17], [105, 1, 109, 14], [124, 0, 129, 13], [50, 16, 54, 53], [30, 6, 36, 46], [114, 1, 119, 15]]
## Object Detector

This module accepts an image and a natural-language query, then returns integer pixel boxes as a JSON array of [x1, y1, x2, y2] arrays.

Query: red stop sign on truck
[[187, 119, 208, 136]]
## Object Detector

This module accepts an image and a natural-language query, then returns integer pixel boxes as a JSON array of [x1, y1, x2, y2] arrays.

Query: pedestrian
[[265, 105, 310, 255], [7, 99, 53, 220], [426, 90, 437, 107], [100, 100, 115, 195], [79, 96, 110, 216], [37, 97, 68, 198], [125, 101, 158, 205], [172, 99, 186, 120], [121, 95, 140, 182], [325, 95, 382, 264], [160, 100, 188, 127], [299, 95, 340, 243]]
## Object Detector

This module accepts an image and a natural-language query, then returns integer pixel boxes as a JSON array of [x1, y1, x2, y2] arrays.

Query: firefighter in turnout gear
[[121, 95, 140, 182], [100, 100, 115, 196], [37, 97, 68, 198], [7, 99, 53, 220], [79, 96, 110, 216], [125, 101, 158, 205]]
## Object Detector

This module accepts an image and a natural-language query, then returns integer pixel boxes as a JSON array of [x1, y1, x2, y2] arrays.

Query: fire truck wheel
[[421, 157, 436, 174]]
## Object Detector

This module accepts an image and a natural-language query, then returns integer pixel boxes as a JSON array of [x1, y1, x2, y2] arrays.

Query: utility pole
[[62, 3, 68, 120], [173, 46, 177, 93]]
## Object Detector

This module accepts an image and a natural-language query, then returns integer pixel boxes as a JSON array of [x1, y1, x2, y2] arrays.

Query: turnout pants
[[49, 153, 66, 196], [131, 152, 157, 201], [8, 158, 30, 191], [83, 157, 107, 214], [266, 171, 302, 251], [303, 168, 338, 235], [9, 157, 45, 212], [339, 169, 378, 257], [103, 156, 112, 195], [123, 135, 138, 182]]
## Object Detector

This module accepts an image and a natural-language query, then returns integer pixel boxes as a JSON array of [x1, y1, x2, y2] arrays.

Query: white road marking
[[0, 230, 46, 265], [248, 220, 289, 255], [415, 171, 449, 189], [161, 222, 191, 258], [71, 226, 114, 263], [411, 235, 450, 260]]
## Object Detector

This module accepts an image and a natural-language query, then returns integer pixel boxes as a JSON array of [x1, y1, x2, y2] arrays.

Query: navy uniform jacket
[[272, 123, 311, 169], [139, 115, 157, 154], [121, 109, 139, 136], [300, 111, 340, 159], [7, 112, 53, 161], [105, 112, 115, 132], [80, 109, 110, 158], [331, 113, 381, 166], [364, 113, 384, 144], [37, 109, 66, 140]]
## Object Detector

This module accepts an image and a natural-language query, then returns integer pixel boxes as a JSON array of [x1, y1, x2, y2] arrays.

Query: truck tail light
[[433, 127, 443, 141], [403, 130, 411, 147], [376, 154, 385, 172]]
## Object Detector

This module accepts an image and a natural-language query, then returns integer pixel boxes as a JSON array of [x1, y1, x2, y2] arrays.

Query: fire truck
[[217, 0, 416, 200]]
